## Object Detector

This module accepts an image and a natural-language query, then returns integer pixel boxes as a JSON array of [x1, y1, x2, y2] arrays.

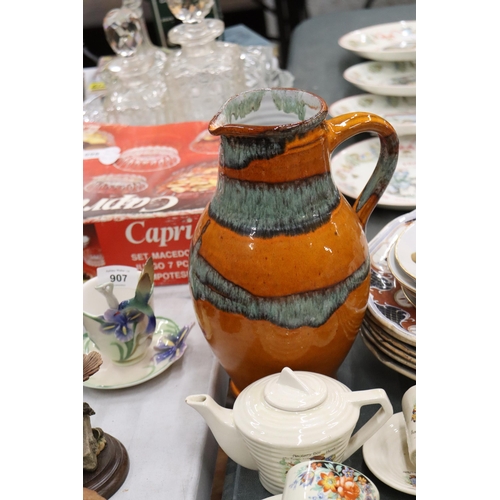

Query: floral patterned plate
[[338, 20, 416, 62], [362, 322, 415, 367], [83, 317, 193, 389], [362, 412, 416, 495], [364, 314, 416, 356], [360, 324, 416, 380], [331, 135, 416, 210], [367, 211, 417, 346], [343, 61, 416, 96], [328, 94, 416, 136]]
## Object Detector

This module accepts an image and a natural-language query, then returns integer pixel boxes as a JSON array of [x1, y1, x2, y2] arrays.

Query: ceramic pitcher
[[188, 88, 399, 395]]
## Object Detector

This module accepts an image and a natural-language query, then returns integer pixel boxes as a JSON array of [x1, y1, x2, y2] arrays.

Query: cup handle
[[325, 112, 399, 230], [342, 388, 393, 460]]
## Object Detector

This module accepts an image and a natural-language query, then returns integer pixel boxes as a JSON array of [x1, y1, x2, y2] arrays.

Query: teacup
[[83, 272, 155, 366], [282, 460, 379, 500], [402, 385, 416, 465]]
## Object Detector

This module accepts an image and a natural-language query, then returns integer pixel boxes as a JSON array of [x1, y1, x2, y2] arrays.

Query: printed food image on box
[[83, 121, 219, 286]]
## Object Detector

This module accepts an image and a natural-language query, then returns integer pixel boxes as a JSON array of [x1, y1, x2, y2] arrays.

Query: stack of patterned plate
[[361, 210, 416, 380]]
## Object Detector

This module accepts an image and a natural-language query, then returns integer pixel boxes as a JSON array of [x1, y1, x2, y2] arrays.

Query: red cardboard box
[[83, 121, 220, 286]]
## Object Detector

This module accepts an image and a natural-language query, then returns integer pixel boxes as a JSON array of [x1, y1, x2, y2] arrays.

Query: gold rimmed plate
[[387, 240, 416, 293], [395, 221, 416, 280]]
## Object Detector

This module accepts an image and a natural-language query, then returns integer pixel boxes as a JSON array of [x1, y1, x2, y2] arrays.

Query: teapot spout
[[185, 394, 258, 471]]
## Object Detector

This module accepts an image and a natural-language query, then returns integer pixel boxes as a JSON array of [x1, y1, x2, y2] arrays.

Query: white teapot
[[186, 367, 393, 494]]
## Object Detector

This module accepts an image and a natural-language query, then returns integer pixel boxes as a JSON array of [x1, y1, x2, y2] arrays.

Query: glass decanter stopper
[[165, 0, 246, 122], [99, 7, 173, 125], [121, 0, 154, 49]]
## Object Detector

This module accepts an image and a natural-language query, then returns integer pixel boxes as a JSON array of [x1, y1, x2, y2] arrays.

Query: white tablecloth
[[83, 283, 229, 500]]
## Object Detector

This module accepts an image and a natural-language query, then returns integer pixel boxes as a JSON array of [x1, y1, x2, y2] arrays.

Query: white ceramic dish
[[387, 242, 416, 293], [328, 94, 416, 136], [363, 412, 416, 495], [361, 325, 416, 381], [331, 134, 416, 210], [395, 221, 416, 279], [338, 20, 416, 62], [344, 61, 416, 96], [83, 317, 190, 389]]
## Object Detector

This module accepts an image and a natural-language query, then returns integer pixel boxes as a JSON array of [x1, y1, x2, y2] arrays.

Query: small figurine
[[83, 352, 130, 497], [83, 352, 106, 472]]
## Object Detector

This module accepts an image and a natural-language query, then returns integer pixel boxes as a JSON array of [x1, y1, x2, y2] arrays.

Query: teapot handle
[[325, 112, 399, 230], [342, 388, 393, 460]]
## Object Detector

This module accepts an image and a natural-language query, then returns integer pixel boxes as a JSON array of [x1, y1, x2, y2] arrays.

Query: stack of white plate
[[331, 21, 417, 212], [338, 20, 416, 99], [362, 210, 416, 380]]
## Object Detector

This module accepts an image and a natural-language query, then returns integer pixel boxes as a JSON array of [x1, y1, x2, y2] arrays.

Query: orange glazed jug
[[188, 88, 399, 395]]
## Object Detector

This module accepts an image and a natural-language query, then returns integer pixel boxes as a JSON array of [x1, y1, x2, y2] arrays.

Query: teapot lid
[[233, 368, 359, 448], [263, 367, 327, 411]]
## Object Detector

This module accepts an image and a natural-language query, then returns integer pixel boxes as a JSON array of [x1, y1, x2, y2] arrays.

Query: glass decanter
[[99, 6, 173, 125], [165, 0, 246, 122]]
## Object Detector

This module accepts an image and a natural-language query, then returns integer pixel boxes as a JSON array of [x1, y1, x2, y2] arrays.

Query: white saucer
[[344, 61, 416, 96], [328, 94, 416, 136], [363, 412, 416, 495], [401, 284, 416, 307], [387, 242, 416, 292], [395, 221, 416, 280], [83, 316, 190, 389], [262, 496, 282, 500], [331, 134, 416, 210], [338, 20, 416, 62]]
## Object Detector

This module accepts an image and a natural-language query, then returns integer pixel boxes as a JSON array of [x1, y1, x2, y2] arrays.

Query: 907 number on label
[[109, 274, 127, 283]]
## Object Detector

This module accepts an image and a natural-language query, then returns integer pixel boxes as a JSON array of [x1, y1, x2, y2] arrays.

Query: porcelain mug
[[282, 460, 379, 500], [402, 385, 416, 465], [83, 274, 155, 366]]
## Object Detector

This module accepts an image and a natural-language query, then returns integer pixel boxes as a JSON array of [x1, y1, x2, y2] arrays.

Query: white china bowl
[[330, 134, 416, 210], [328, 94, 416, 136], [344, 61, 416, 96], [339, 20, 416, 62]]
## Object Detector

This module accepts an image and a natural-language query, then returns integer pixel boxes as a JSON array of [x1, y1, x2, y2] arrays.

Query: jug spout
[[185, 394, 258, 470]]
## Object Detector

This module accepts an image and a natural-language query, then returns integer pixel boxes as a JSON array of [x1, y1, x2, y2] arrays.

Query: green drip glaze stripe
[[221, 135, 286, 170], [208, 173, 341, 238], [223, 89, 266, 122], [189, 236, 370, 330], [271, 90, 308, 121]]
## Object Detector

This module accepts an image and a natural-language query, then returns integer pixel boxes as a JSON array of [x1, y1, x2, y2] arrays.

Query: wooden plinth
[[83, 433, 130, 499]]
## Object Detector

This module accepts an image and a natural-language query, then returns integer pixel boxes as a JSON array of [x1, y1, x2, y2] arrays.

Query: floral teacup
[[283, 460, 379, 500], [402, 385, 416, 465], [83, 262, 156, 366]]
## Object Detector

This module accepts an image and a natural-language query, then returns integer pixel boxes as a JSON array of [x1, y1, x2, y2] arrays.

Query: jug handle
[[325, 112, 399, 230], [342, 388, 393, 460]]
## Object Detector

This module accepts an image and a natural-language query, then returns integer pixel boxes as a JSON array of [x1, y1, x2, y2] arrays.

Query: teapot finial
[[264, 368, 327, 411], [277, 367, 311, 393]]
